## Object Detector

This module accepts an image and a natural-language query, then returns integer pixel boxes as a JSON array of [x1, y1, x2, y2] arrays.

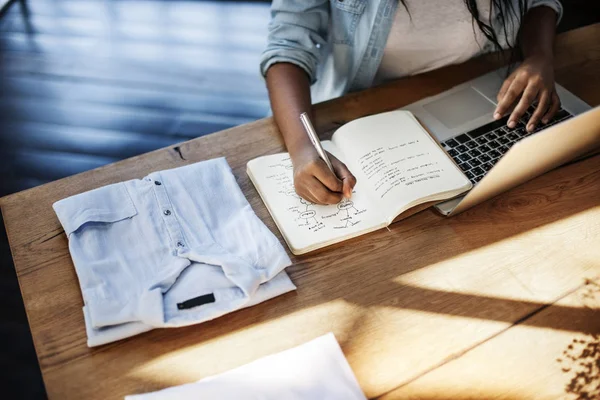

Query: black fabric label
[[177, 293, 216, 310]]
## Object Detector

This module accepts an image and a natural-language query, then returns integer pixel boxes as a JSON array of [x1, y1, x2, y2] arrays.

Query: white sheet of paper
[[125, 333, 367, 400]]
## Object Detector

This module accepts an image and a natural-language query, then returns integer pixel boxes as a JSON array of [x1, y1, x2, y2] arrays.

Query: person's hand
[[494, 55, 560, 132], [291, 146, 356, 205]]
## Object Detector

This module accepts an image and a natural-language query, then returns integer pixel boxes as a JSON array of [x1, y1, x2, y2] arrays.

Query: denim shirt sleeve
[[259, 0, 330, 84], [529, 0, 563, 24]]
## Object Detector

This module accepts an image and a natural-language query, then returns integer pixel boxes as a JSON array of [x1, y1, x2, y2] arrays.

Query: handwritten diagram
[[322, 199, 366, 229], [286, 197, 325, 232], [268, 157, 368, 232]]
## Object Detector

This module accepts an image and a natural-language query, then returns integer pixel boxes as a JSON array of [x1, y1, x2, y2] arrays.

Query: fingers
[[494, 75, 526, 120], [296, 177, 344, 205], [496, 76, 513, 107], [299, 177, 343, 205], [526, 90, 550, 132], [312, 159, 343, 194], [293, 153, 348, 205], [507, 81, 540, 129], [309, 176, 344, 204], [329, 153, 357, 198], [295, 184, 318, 204], [341, 175, 357, 199], [542, 91, 560, 124], [495, 57, 557, 132]]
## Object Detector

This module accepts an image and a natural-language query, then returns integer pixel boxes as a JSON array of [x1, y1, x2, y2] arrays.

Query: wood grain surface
[[1, 23, 599, 400], [380, 281, 600, 399]]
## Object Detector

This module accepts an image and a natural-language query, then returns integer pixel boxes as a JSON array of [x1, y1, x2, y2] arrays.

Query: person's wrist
[[287, 133, 316, 160], [289, 142, 318, 164], [524, 51, 553, 66]]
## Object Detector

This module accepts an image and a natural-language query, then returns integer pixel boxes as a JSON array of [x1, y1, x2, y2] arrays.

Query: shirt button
[[164, 210, 171, 216], [154, 181, 162, 186], [176, 241, 185, 247]]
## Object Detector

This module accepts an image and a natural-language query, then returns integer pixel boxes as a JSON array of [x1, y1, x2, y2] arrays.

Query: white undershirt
[[375, 0, 493, 83]]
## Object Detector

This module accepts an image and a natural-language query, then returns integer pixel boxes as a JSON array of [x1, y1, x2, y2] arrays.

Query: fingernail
[[494, 112, 501, 119], [542, 118, 549, 124], [527, 124, 534, 132], [508, 120, 516, 128]]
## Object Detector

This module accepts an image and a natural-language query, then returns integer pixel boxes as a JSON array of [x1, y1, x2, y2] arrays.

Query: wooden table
[[2, 24, 599, 400]]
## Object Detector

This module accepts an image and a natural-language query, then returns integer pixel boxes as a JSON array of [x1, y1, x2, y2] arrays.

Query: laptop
[[401, 67, 599, 216]]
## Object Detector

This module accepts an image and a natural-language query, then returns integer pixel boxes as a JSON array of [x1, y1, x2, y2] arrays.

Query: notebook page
[[247, 141, 385, 254], [332, 110, 471, 222]]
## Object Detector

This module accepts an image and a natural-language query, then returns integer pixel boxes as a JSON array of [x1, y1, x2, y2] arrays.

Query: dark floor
[[0, 0, 598, 398], [0, 0, 271, 398]]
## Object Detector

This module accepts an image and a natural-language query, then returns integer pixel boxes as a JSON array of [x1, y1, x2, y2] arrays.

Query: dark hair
[[465, 0, 528, 61], [400, 0, 529, 61]]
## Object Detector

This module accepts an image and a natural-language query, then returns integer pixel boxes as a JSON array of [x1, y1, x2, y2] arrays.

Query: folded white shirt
[[125, 333, 367, 400], [53, 158, 295, 347]]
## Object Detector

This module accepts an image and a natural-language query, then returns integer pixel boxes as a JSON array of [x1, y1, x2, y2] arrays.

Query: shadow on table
[[101, 155, 600, 385]]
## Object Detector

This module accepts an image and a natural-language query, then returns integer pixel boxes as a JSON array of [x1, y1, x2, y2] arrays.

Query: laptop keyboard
[[441, 107, 573, 185]]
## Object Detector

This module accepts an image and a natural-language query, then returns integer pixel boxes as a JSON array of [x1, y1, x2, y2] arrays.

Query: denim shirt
[[260, 0, 563, 104]]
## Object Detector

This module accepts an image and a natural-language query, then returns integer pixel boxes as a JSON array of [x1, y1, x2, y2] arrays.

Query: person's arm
[[260, 0, 356, 205], [266, 63, 355, 205], [494, 5, 560, 132]]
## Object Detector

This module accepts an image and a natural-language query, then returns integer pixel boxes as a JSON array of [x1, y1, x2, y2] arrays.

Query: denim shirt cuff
[[260, 51, 318, 84], [530, 0, 563, 25]]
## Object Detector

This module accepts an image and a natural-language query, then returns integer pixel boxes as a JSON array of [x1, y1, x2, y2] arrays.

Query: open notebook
[[247, 110, 471, 255]]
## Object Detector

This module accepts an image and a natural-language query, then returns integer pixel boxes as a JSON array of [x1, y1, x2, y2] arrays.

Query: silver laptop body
[[401, 67, 594, 216]]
